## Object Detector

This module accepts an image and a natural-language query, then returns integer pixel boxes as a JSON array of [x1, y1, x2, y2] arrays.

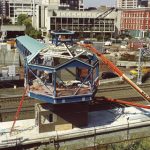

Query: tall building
[[121, 8, 150, 37], [41, 0, 60, 9], [8, 0, 40, 24], [116, 0, 122, 8], [0, 0, 9, 17], [116, 0, 138, 8], [116, 0, 149, 8], [6, 0, 84, 25], [36, 8, 117, 38], [59, 0, 84, 10], [138, 0, 148, 7]]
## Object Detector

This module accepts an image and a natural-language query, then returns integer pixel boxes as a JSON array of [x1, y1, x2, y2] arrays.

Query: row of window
[[123, 12, 150, 18], [121, 24, 150, 30], [50, 25, 114, 32], [9, 3, 34, 7], [50, 18, 114, 25], [123, 19, 150, 24]]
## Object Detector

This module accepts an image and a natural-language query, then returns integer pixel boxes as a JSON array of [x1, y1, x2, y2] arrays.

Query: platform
[[0, 106, 150, 149]]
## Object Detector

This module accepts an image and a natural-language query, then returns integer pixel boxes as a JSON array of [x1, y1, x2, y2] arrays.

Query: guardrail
[[117, 61, 150, 67]]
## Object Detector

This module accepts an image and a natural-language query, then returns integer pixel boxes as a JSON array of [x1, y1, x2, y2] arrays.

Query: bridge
[[0, 25, 25, 40]]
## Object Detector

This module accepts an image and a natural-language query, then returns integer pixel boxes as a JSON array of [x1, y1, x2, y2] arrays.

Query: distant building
[[2, 0, 118, 38], [8, 0, 40, 24], [138, 0, 149, 7], [59, 0, 84, 10], [117, 0, 138, 8], [7, 0, 84, 24], [0, 0, 9, 17], [35, 7, 118, 38], [39, 0, 83, 10], [116, 0, 150, 8], [121, 8, 150, 37]]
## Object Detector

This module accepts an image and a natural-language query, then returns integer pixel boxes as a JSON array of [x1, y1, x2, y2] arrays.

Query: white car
[[104, 41, 112, 46], [120, 45, 127, 49]]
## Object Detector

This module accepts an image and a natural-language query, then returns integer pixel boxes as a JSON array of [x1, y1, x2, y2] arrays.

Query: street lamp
[[100, 20, 105, 45], [137, 48, 143, 85], [137, 48, 150, 85]]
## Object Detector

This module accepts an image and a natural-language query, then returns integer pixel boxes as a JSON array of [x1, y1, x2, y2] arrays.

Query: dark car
[[83, 40, 93, 44], [101, 72, 118, 79]]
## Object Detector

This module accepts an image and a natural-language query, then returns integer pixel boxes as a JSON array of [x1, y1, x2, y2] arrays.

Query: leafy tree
[[25, 26, 34, 35], [23, 18, 32, 27], [17, 14, 28, 25], [17, 14, 42, 39]]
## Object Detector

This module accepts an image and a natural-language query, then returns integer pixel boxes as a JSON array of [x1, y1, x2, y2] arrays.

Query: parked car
[[130, 68, 150, 76], [80, 40, 93, 44], [104, 41, 112, 46], [101, 72, 118, 79]]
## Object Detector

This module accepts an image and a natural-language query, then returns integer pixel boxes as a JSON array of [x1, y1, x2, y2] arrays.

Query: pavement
[[0, 106, 150, 149]]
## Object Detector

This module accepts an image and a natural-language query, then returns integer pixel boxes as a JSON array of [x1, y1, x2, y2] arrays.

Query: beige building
[[116, 0, 138, 8], [8, 0, 40, 24], [34, 7, 118, 38], [116, 0, 150, 8]]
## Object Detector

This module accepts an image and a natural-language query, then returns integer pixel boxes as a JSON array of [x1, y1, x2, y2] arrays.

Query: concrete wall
[[36, 102, 89, 133], [0, 25, 26, 32]]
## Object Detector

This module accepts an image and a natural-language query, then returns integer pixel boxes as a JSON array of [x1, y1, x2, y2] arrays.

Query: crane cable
[[10, 87, 27, 135], [80, 44, 150, 106], [104, 97, 150, 109]]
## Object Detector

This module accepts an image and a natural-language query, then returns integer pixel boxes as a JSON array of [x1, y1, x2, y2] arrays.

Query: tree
[[17, 14, 42, 38], [23, 18, 32, 27], [17, 14, 28, 25]]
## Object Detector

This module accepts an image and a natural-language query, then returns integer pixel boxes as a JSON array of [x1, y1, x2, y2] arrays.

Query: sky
[[84, 0, 116, 8]]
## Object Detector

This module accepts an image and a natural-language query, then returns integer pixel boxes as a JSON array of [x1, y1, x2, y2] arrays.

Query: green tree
[[17, 14, 42, 39], [17, 14, 28, 25], [23, 18, 32, 27]]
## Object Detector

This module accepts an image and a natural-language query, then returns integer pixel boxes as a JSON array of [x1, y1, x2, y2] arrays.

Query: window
[[41, 113, 54, 124], [49, 114, 53, 123]]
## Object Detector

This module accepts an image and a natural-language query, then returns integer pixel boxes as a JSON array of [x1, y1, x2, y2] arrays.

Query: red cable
[[10, 87, 27, 135], [105, 97, 150, 109]]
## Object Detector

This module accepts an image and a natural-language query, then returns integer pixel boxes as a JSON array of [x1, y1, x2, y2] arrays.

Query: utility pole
[[137, 48, 150, 85], [32, 0, 35, 28], [137, 48, 143, 85]]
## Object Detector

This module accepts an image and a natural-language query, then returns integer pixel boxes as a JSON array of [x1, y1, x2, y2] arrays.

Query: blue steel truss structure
[[16, 35, 99, 104], [51, 29, 75, 46]]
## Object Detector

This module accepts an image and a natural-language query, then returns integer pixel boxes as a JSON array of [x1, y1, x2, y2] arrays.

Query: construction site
[[0, 7, 150, 150], [0, 28, 149, 149]]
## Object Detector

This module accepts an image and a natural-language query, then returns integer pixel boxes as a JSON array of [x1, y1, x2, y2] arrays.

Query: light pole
[[99, 20, 105, 51], [137, 48, 150, 85], [137, 48, 143, 85]]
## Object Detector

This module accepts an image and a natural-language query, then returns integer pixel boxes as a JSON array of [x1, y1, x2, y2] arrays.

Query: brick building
[[121, 8, 150, 37]]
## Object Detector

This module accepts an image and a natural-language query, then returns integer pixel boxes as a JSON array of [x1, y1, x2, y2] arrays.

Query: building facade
[[36, 8, 118, 38], [117, 0, 138, 8], [8, 0, 40, 24], [59, 0, 84, 10], [116, 0, 149, 8], [2, 0, 118, 38], [7, 0, 84, 24], [121, 8, 150, 37], [0, 0, 9, 17]]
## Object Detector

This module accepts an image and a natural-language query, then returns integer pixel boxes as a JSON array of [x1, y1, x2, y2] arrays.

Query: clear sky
[[84, 0, 116, 8]]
